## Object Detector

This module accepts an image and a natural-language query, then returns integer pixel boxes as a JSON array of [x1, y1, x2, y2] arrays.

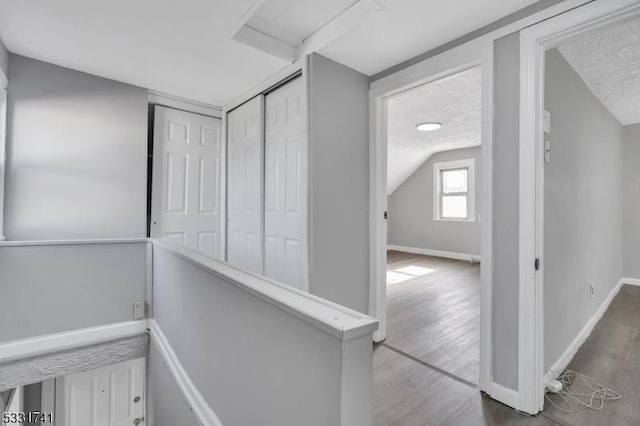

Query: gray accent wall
[[308, 53, 370, 314], [5, 54, 148, 240], [0, 37, 8, 81], [492, 32, 521, 391], [151, 246, 372, 426], [387, 146, 481, 255], [543, 49, 624, 371], [0, 242, 147, 342], [623, 123, 640, 279]]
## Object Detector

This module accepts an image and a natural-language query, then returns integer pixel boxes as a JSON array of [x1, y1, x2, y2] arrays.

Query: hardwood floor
[[543, 284, 640, 426], [385, 250, 480, 384], [373, 251, 640, 425]]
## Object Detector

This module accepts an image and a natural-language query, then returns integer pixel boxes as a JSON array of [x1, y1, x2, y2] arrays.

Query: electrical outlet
[[589, 283, 595, 299]]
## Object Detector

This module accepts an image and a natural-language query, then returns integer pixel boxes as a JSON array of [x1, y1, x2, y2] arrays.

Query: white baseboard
[[622, 277, 640, 286], [387, 244, 480, 262], [0, 320, 148, 364], [148, 320, 223, 426], [544, 278, 625, 386]]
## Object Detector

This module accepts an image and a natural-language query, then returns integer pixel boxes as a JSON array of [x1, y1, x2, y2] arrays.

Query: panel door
[[151, 106, 222, 259], [55, 358, 145, 426], [264, 77, 307, 289], [226, 96, 264, 274]]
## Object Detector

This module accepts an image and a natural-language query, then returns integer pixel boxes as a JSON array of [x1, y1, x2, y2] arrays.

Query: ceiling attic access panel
[[230, 0, 375, 61]]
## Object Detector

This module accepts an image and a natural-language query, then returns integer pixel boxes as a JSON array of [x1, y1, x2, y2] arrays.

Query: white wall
[[387, 146, 481, 256], [543, 48, 625, 371], [5, 54, 148, 240], [0, 242, 147, 343], [308, 53, 370, 314], [623, 123, 640, 279], [151, 243, 375, 426]]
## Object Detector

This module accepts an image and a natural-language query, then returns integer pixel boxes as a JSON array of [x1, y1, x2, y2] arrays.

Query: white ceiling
[[558, 17, 640, 126], [0, 0, 538, 107], [387, 66, 481, 194], [0, 0, 290, 106], [320, 0, 539, 76]]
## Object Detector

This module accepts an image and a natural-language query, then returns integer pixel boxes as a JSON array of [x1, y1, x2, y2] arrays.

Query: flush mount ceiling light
[[416, 122, 442, 132]]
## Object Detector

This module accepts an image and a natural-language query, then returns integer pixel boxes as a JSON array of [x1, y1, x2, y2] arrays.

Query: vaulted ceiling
[[558, 16, 640, 125], [0, 0, 539, 107], [386, 67, 481, 194]]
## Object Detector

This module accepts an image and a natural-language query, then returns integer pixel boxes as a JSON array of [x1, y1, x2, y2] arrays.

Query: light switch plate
[[543, 110, 551, 134], [133, 301, 145, 320]]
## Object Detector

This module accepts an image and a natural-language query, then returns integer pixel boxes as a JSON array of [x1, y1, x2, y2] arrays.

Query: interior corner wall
[[623, 123, 640, 279], [543, 48, 624, 371], [5, 54, 148, 240], [492, 32, 521, 392], [387, 146, 481, 256], [307, 53, 370, 314], [0, 37, 8, 81]]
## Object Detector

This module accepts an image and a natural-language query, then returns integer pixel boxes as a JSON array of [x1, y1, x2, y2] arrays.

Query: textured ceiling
[[387, 66, 481, 194], [558, 17, 640, 125]]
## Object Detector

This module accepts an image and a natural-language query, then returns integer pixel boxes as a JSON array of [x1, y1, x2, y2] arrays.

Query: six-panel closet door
[[151, 106, 222, 259], [226, 96, 264, 274], [263, 77, 306, 289]]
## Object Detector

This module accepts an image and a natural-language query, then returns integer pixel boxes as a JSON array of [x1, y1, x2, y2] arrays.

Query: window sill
[[433, 218, 476, 223]]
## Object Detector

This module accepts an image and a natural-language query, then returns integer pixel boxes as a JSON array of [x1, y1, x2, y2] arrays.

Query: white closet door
[[264, 77, 307, 289], [226, 96, 264, 274], [151, 106, 222, 260], [55, 358, 146, 426]]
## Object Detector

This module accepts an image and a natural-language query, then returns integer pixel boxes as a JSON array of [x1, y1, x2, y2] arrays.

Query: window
[[434, 159, 475, 222]]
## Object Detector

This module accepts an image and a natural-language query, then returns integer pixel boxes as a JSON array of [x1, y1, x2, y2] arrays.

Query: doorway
[[369, 37, 494, 399], [519, 0, 640, 414], [383, 66, 482, 386]]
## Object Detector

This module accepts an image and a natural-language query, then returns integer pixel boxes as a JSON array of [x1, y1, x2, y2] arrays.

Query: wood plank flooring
[[385, 250, 480, 384], [543, 284, 640, 426], [374, 251, 640, 425]]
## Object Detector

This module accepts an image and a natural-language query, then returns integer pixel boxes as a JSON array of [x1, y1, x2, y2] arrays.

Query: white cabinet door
[[55, 358, 145, 426], [226, 96, 264, 274], [151, 106, 222, 260], [264, 77, 307, 289]]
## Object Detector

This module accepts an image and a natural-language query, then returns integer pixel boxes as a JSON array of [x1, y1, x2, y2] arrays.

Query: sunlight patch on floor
[[386, 265, 436, 285]]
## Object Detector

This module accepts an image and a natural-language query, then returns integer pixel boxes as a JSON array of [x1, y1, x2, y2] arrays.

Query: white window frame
[[433, 158, 475, 222]]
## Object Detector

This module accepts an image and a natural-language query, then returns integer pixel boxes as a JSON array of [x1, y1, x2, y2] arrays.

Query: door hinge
[[384, 211, 388, 220], [535, 258, 540, 271]]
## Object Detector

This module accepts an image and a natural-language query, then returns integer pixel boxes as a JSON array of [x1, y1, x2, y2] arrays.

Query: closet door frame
[[222, 60, 309, 291]]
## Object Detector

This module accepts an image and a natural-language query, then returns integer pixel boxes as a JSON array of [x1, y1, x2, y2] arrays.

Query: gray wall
[[543, 49, 624, 371], [623, 123, 640, 279], [0, 242, 147, 342], [491, 32, 521, 391], [5, 54, 148, 240], [152, 246, 371, 426], [387, 146, 481, 255], [0, 37, 8, 81], [148, 344, 199, 426], [308, 53, 370, 314]]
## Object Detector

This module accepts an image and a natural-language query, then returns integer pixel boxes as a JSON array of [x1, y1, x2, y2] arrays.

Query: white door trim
[[369, 36, 493, 393], [518, 0, 640, 414], [0, 89, 6, 241]]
